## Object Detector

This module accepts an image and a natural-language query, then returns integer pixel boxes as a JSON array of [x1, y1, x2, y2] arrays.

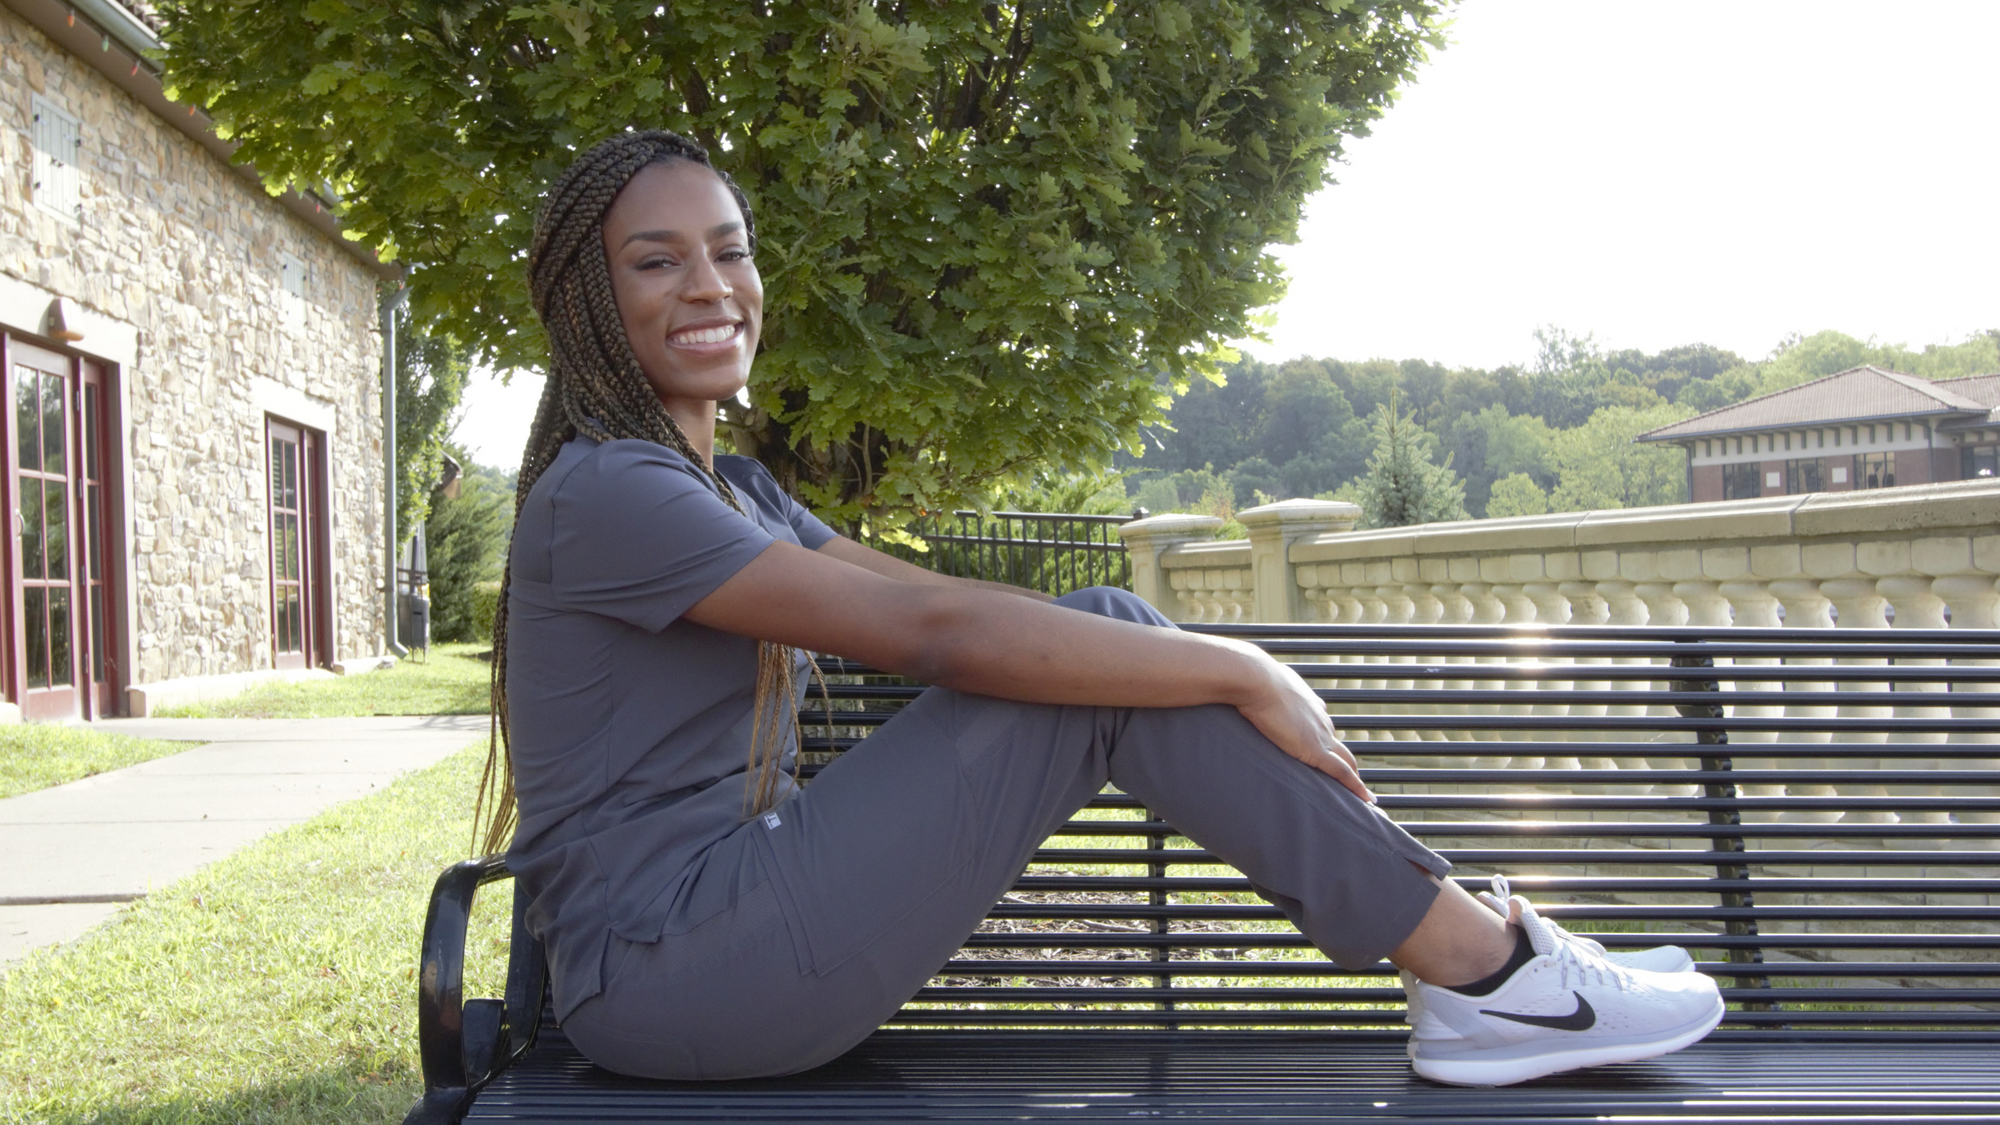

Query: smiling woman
[[602, 162, 763, 447], [476, 130, 1721, 1090]]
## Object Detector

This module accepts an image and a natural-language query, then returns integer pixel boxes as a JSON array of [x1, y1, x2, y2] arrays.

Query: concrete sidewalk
[[0, 715, 489, 964]]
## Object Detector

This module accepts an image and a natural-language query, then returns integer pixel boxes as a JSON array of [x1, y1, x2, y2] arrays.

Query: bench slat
[[464, 1035, 2000, 1122]]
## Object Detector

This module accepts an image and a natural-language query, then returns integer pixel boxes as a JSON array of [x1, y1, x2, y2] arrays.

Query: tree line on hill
[[1110, 328, 2000, 527]]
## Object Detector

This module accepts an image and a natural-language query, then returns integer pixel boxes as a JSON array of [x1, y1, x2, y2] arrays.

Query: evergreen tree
[[1355, 392, 1469, 529], [426, 457, 512, 643]]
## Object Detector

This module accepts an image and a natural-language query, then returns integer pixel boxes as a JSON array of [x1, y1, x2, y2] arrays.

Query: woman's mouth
[[668, 322, 742, 347]]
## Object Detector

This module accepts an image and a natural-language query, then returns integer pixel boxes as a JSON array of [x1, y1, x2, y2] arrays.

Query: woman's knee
[[1054, 586, 1173, 627]]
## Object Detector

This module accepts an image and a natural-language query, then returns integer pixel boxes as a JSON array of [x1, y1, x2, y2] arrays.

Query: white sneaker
[[1477, 876, 1695, 975], [1406, 895, 1723, 1086], [1401, 877, 1697, 1032]]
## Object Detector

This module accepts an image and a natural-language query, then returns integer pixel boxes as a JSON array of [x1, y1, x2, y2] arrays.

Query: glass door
[[267, 418, 326, 670], [11, 343, 78, 719]]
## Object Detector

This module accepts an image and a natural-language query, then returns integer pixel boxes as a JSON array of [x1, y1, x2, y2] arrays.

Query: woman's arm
[[816, 535, 1056, 602], [684, 540, 1369, 801]]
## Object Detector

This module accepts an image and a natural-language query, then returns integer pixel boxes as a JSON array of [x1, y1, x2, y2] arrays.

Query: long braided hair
[[474, 129, 796, 856]]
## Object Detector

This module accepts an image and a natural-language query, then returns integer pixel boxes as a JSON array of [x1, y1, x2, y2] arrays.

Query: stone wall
[[0, 7, 384, 686], [1122, 482, 2000, 631]]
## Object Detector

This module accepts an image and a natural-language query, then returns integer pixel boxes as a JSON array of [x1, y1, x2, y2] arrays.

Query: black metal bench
[[404, 624, 2000, 1123]]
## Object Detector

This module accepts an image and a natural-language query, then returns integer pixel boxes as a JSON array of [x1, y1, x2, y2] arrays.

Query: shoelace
[[1540, 925, 1636, 993], [1491, 876, 1641, 994], [1481, 875, 1607, 957]]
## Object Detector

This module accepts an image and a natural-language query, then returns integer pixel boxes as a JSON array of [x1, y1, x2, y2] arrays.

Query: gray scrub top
[[504, 434, 836, 1020]]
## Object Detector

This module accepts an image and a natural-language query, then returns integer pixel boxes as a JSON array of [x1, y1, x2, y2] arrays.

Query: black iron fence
[[884, 509, 1145, 596]]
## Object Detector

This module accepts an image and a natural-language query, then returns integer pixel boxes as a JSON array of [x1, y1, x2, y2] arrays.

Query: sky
[[452, 0, 2000, 467]]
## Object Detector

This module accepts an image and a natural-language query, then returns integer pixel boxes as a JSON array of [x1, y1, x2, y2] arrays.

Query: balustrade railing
[[1118, 481, 2000, 846]]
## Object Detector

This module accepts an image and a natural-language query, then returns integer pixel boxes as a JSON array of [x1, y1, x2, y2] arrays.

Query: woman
[[482, 129, 1722, 1088]]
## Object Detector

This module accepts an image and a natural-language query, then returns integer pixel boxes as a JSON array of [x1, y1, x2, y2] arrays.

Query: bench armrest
[[404, 854, 515, 1125]]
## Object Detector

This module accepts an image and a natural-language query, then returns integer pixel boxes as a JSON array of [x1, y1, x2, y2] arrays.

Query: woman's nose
[[682, 255, 732, 301]]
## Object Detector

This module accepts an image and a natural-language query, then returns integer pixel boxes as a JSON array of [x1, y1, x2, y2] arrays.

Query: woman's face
[[601, 160, 762, 415]]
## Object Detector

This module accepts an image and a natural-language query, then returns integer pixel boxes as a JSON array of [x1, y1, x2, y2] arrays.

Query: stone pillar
[[1596, 578, 1655, 784], [1239, 499, 1360, 625], [1379, 578, 1421, 742], [1562, 579, 1615, 767], [1433, 580, 1477, 757], [1168, 569, 1208, 623], [1330, 568, 1368, 738], [1403, 573, 1450, 744], [1719, 577, 1787, 819], [1349, 583, 1392, 742], [1462, 581, 1509, 766], [1331, 576, 1366, 628], [1769, 577, 1842, 821], [1118, 514, 1223, 622], [1673, 579, 1732, 628], [1822, 574, 1896, 827], [1879, 573, 1951, 841], [1525, 580, 1579, 770], [1632, 575, 1695, 786], [1296, 564, 1340, 623], [1932, 572, 2000, 849], [1488, 556, 1541, 764]]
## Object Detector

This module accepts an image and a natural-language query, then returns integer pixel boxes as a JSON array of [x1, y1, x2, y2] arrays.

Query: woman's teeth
[[671, 324, 737, 345]]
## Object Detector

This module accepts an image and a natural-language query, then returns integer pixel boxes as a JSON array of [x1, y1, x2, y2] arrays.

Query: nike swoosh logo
[[1480, 992, 1596, 1031]]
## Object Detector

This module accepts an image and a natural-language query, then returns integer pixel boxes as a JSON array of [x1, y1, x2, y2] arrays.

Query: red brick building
[[1639, 366, 2000, 504]]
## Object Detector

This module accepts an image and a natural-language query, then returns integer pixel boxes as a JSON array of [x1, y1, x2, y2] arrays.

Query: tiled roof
[[1638, 365, 1997, 442], [1932, 373, 2000, 430]]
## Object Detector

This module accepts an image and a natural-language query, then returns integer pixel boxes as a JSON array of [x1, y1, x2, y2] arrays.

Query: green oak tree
[[1437, 403, 1553, 516], [1484, 472, 1548, 519], [1546, 402, 1693, 512], [155, 0, 1446, 528]]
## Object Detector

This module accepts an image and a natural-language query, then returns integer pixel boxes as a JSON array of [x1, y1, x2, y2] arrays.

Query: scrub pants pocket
[[566, 880, 804, 1081], [758, 699, 978, 977]]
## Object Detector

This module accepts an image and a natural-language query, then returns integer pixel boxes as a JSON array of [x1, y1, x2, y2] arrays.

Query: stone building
[[0, 0, 393, 719], [1638, 365, 2000, 504]]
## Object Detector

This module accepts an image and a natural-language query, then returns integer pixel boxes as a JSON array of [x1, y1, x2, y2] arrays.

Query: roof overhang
[[0, 0, 399, 281], [1637, 409, 1982, 445]]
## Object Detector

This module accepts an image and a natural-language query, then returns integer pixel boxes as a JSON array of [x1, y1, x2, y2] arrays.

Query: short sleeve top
[[503, 434, 836, 1019]]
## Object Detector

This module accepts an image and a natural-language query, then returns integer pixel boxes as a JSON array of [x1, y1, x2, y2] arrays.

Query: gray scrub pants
[[562, 587, 1451, 1080]]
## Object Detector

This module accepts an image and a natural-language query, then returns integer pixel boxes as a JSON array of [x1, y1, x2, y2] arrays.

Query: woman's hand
[[1228, 646, 1373, 804]]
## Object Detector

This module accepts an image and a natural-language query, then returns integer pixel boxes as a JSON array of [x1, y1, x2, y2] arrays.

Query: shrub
[[469, 581, 503, 643]]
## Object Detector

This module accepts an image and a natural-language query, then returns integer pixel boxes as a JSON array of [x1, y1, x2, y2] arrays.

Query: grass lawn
[[158, 643, 494, 719], [0, 742, 506, 1124], [0, 725, 192, 802]]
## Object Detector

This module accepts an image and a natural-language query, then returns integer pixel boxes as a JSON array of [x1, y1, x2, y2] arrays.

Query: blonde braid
[[475, 130, 795, 856]]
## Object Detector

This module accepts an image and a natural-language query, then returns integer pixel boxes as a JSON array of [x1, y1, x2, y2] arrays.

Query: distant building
[[1637, 366, 2000, 504]]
